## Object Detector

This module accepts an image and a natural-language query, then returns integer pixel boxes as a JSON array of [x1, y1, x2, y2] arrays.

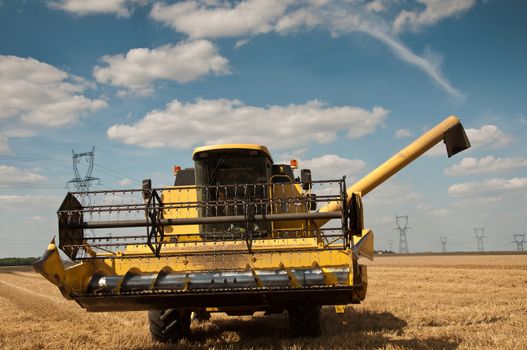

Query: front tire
[[148, 309, 191, 343], [288, 305, 321, 337]]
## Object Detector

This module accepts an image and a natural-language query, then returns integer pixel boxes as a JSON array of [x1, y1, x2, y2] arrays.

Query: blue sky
[[1, 0, 526, 257]]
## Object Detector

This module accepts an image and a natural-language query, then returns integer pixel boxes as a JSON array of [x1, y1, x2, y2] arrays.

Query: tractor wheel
[[193, 309, 211, 322], [288, 305, 321, 337], [148, 309, 191, 343]]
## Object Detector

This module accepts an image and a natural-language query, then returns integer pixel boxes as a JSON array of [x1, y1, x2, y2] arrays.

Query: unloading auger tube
[[314, 115, 470, 227], [32, 115, 470, 340]]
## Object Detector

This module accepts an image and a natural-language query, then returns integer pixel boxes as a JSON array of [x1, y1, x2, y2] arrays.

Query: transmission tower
[[394, 215, 410, 254], [473, 227, 486, 252], [388, 239, 394, 252], [513, 234, 525, 251], [440, 236, 447, 253], [66, 146, 100, 191]]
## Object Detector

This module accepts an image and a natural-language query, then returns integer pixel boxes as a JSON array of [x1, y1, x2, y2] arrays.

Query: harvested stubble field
[[1, 254, 526, 350]]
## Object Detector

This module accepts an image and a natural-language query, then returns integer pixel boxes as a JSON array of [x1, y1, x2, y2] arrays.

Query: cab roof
[[192, 144, 273, 162]]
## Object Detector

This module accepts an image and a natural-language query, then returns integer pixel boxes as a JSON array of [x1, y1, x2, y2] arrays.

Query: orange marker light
[[290, 159, 298, 169], [173, 165, 181, 176]]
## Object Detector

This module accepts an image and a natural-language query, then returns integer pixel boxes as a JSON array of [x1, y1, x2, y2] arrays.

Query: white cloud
[[445, 156, 527, 176], [93, 40, 230, 95], [107, 98, 389, 150], [393, 0, 476, 33], [427, 124, 514, 157], [466, 124, 514, 150], [395, 128, 412, 138], [48, 0, 146, 17], [0, 195, 61, 209], [0, 165, 47, 183], [118, 178, 133, 186], [429, 208, 449, 217], [148, 1, 466, 98], [0, 55, 107, 127], [295, 154, 367, 181], [234, 39, 251, 49], [150, 0, 292, 38], [364, 179, 422, 207], [366, 0, 385, 13], [361, 27, 462, 98], [452, 196, 502, 209], [448, 177, 527, 197]]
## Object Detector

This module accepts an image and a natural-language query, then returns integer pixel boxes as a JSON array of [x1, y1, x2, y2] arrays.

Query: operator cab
[[192, 144, 273, 238]]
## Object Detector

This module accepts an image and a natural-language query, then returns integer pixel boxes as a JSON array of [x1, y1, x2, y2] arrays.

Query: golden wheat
[[1, 254, 526, 350]]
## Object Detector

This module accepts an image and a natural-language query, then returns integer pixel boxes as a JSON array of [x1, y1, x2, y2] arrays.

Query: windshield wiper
[[208, 154, 228, 185]]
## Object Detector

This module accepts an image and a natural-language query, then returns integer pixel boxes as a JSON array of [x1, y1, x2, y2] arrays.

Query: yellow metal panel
[[353, 229, 374, 261], [269, 182, 313, 236], [124, 237, 319, 255], [106, 249, 352, 275], [192, 143, 273, 162], [161, 186, 201, 242]]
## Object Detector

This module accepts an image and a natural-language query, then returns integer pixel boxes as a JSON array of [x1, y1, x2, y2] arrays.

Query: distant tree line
[[0, 257, 38, 266]]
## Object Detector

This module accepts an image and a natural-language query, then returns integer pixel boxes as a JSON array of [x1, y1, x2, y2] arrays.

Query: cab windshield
[[194, 151, 270, 238]]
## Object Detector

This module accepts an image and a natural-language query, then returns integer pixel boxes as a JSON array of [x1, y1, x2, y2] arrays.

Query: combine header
[[34, 116, 470, 341]]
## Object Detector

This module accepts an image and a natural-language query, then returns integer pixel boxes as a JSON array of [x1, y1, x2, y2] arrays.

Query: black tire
[[193, 309, 211, 322], [288, 305, 321, 337], [148, 309, 191, 343]]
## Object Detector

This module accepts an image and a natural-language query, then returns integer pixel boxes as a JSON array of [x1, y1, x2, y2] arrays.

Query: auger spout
[[316, 115, 470, 225]]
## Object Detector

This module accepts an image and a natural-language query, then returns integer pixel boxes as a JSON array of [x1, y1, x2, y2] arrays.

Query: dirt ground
[[0, 254, 526, 350]]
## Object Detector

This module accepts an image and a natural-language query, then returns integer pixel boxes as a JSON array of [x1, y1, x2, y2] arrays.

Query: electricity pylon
[[66, 146, 101, 191], [394, 215, 410, 254], [473, 227, 486, 252], [440, 236, 447, 253], [513, 234, 525, 251]]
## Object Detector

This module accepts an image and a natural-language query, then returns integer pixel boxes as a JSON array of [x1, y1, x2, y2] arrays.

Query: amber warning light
[[173, 165, 181, 176], [290, 159, 298, 169]]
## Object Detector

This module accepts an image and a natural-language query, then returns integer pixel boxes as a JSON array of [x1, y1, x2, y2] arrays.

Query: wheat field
[[0, 254, 526, 350]]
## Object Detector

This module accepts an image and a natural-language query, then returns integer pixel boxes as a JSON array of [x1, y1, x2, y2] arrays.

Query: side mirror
[[300, 169, 312, 191], [142, 179, 152, 201]]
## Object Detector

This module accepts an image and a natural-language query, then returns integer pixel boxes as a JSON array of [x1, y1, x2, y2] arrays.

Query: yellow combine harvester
[[34, 116, 470, 341]]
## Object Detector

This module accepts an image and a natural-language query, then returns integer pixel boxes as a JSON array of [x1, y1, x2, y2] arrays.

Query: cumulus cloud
[[148, 0, 468, 98], [0, 166, 47, 184], [150, 0, 292, 38], [364, 179, 422, 207], [0, 55, 107, 127], [48, 0, 146, 17], [466, 124, 514, 150], [107, 98, 388, 150], [395, 128, 412, 138], [448, 177, 527, 197], [295, 154, 367, 181], [445, 156, 527, 176], [427, 124, 514, 157], [393, 0, 476, 33], [93, 41, 230, 95]]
